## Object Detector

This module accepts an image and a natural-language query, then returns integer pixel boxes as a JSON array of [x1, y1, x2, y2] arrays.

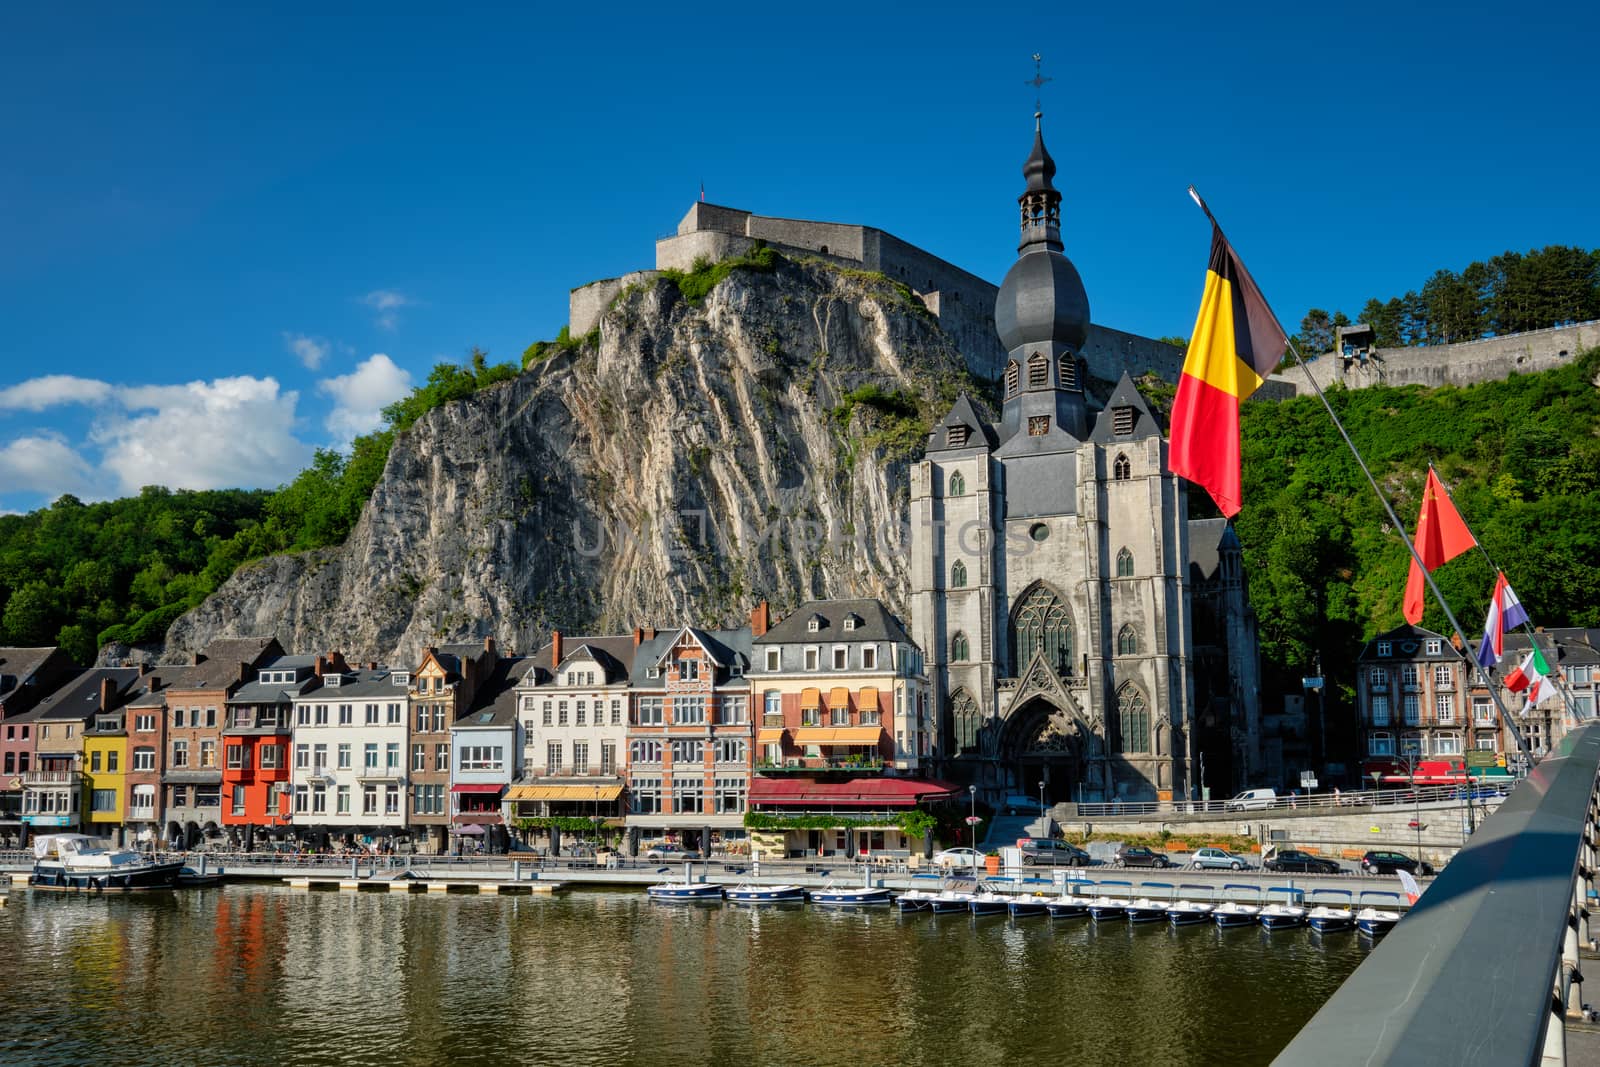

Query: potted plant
[[984, 850, 1001, 875]]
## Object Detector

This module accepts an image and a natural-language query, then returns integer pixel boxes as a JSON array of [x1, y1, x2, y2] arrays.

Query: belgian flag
[[1169, 223, 1287, 517]]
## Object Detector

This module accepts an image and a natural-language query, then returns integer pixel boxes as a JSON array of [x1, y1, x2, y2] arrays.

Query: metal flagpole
[[1429, 470, 1581, 718], [1185, 187, 1530, 761]]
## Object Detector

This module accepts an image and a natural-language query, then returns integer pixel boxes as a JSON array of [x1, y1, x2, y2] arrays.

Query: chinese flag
[[1402, 467, 1476, 623]]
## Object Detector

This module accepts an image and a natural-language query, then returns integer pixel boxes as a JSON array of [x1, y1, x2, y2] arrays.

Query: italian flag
[[1505, 646, 1555, 706]]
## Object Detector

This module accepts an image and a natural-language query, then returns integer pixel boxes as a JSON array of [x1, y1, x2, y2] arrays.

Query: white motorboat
[[1088, 880, 1132, 921], [896, 888, 938, 912], [723, 883, 806, 904], [1259, 887, 1307, 930], [811, 881, 894, 907], [927, 889, 977, 914], [1166, 884, 1217, 926], [28, 834, 184, 892], [1355, 891, 1405, 936], [968, 891, 1012, 916], [1307, 889, 1356, 933], [1212, 884, 1264, 928], [1126, 882, 1173, 923], [647, 860, 722, 902]]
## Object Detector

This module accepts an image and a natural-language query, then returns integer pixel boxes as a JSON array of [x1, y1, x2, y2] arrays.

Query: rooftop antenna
[[1025, 52, 1052, 124]]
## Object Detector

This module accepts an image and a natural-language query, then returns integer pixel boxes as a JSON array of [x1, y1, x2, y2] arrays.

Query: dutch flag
[[1476, 571, 1530, 668]]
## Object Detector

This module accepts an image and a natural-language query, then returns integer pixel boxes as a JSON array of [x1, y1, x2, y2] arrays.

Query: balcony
[[129, 805, 156, 821], [756, 757, 885, 775], [23, 770, 80, 786], [762, 714, 785, 728]]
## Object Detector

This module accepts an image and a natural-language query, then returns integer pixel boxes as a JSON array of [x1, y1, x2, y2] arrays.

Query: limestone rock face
[[162, 257, 982, 665]]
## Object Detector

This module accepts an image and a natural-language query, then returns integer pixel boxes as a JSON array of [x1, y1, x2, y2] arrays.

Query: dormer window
[[1426, 639, 1442, 655], [807, 618, 820, 633], [325, 675, 342, 688], [844, 615, 860, 632], [1112, 407, 1135, 436], [392, 672, 410, 687], [948, 424, 970, 448], [1377, 641, 1392, 657]]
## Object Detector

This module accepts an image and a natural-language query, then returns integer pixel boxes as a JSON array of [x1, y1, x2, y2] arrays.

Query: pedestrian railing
[[1073, 782, 1512, 819], [1274, 723, 1600, 1066]]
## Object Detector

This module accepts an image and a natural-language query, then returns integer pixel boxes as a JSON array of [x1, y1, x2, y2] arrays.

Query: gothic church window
[[1059, 353, 1078, 390], [951, 632, 969, 662], [1005, 360, 1020, 395], [1112, 407, 1135, 436], [948, 471, 965, 497], [1028, 352, 1048, 387], [1113, 453, 1131, 481], [1011, 585, 1072, 676], [1115, 685, 1150, 754], [1116, 547, 1134, 577], [1117, 624, 1139, 656], [950, 561, 967, 588], [951, 689, 982, 753]]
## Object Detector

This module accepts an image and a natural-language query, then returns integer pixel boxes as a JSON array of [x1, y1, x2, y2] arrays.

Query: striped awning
[[789, 727, 884, 745], [506, 784, 623, 802]]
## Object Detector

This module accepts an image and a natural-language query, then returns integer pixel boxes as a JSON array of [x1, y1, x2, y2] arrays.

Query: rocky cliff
[[163, 256, 986, 665]]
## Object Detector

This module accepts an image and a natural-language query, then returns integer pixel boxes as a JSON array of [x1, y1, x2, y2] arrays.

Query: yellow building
[[83, 722, 128, 839]]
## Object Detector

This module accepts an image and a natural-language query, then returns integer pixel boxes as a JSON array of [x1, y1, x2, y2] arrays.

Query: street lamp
[[1038, 778, 1046, 829], [1403, 752, 1423, 864], [969, 785, 978, 878]]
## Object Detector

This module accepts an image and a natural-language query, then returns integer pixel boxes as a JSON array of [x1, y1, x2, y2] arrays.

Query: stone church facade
[[910, 118, 1262, 805]]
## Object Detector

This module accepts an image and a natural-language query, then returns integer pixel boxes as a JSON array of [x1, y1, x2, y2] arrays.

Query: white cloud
[[0, 433, 101, 497], [0, 375, 114, 412], [92, 376, 313, 494], [283, 332, 330, 370], [317, 354, 412, 443], [361, 290, 411, 330]]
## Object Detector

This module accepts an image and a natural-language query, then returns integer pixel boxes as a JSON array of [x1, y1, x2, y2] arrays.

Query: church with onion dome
[[909, 114, 1264, 806]]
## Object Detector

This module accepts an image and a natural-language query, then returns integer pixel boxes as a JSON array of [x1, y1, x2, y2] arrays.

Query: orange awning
[[756, 728, 788, 744], [800, 687, 821, 709], [828, 687, 852, 710], [790, 727, 885, 745], [858, 686, 880, 715]]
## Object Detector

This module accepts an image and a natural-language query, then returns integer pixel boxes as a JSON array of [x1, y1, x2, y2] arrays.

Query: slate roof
[[925, 394, 999, 453], [1088, 371, 1163, 443], [522, 635, 641, 685], [296, 668, 408, 700], [125, 665, 203, 708], [0, 647, 62, 701], [455, 657, 533, 729], [170, 637, 285, 691], [1358, 624, 1465, 663], [754, 599, 914, 647], [630, 627, 752, 686], [18, 667, 145, 723]]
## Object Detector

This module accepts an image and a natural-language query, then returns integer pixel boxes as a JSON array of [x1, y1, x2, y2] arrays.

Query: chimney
[[1450, 633, 1463, 651], [367, 661, 377, 671], [139, 661, 152, 676], [484, 635, 496, 655], [314, 655, 327, 678], [633, 626, 643, 647], [750, 600, 771, 638], [551, 630, 563, 668], [98, 677, 116, 712], [190, 651, 201, 666], [238, 661, 251, 684], [643, 626, 656, 642]]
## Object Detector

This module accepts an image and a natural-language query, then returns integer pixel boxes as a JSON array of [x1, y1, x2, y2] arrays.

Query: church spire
[[1019, 55, 1062, 254]]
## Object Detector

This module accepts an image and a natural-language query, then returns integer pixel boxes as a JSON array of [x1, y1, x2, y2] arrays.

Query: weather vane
[[1025, 52, 1052, 114]]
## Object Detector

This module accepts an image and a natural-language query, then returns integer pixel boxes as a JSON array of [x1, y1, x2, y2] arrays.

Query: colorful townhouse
[[223, 652, 329, 849], [624, 620, 753, 855], [408, 640, 498, 853], [506, 631, 637, 852], [19, 668, 144, 839], [165, 639, 283, 848], [747, 599, 953, 859], [447, 657, 527, 854], [0, 646, 75, 836], [288, 666, 409, 849], [1358, 623, 1478, 784], [121, 667, 196, 848]]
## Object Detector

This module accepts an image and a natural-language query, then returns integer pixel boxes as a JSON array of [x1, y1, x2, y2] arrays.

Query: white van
[[1226, 788, 1278, 811]]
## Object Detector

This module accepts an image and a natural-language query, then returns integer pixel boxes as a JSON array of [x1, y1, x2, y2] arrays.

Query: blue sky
[[3, 2, 1597, 513]]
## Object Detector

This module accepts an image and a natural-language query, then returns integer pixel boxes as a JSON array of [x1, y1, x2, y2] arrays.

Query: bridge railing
[[1274, 723, 1600, 1066], [1070, 781, 1512, 818]]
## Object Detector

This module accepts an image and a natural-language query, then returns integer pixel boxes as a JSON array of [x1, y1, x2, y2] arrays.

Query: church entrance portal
[[999, 698, 1084, 806]]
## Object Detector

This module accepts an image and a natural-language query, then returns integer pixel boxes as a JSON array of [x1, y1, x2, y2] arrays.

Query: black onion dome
[[996, 250, 1090, 351], [1022, 124, 1056, 192]]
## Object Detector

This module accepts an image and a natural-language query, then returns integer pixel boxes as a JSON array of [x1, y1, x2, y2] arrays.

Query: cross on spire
[[1025, 52, 1052, 119]]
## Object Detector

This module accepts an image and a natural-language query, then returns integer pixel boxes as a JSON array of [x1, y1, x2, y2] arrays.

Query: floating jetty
[[283, 876, 563, 894]]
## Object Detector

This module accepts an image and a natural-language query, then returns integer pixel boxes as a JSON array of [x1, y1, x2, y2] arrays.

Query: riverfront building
[[288, 666, 410, 846], [624, 623, 754, 855], [408, 640, 499, 852], [447, 657, 528, 853], [222, 652, 324, 849]]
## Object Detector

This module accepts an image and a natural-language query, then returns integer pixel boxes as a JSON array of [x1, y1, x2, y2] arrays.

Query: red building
[[219, 647, 313, 850]]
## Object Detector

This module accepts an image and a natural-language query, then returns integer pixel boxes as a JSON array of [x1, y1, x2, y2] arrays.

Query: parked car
[[1003, 794, 1044, 815], [644, 847, 702, 861], [1191, 847, 1253, 871], [1226, 788, 1278, 811], [1263, 849, 1341, 875], [932, 847, 985, 869], [1114, 845, 1174, 869], [1361, 850, 1435, 877], [1017, 838, 1090, 867]]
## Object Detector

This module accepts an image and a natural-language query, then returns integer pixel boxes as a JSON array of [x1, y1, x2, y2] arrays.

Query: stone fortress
[[569, 204, 1186, 385]]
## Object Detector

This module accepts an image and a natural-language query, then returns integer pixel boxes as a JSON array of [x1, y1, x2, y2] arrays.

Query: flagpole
[[1186, 188, 1530, 762], [1429, 469, 1581, 719]]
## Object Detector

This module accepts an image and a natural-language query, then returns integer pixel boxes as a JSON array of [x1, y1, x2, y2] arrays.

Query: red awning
[[749, 777, 961, 808], [450, 783, 504, 794]]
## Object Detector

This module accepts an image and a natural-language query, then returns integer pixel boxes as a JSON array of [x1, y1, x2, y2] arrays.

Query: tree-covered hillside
[[0, 350, 518, 662], [1235, 345, 1600, 702]]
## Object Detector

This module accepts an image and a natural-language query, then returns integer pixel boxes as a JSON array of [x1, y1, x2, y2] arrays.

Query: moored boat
[[927, 889, 977, 914], [1088, 880, 1132, 922], [177, 866, 224, 888], [1307, 889, 1356, 933], [1259, 887, 1307, 930], [811, 883, 894, 907], [724, 883, 806, 904], [968, 891, 1011, 916], [1126, 882, 1173, 923], [896, 888, 937, 912], [1212, 884, 1264, 928], [28, 835, 184, 892], [1007, 895, 1051, 918], [1044, 895, 1090, 920], [1355, 891, 1404, 936], [647, 881, 724, 902], [1166, 885, 1217, 926]]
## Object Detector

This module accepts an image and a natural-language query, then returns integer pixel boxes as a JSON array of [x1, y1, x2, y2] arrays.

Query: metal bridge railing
[[1275, 723, 1600, 1066]]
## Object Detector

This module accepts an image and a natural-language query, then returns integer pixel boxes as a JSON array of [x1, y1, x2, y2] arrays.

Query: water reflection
[[0, 887, 1364, 1067]]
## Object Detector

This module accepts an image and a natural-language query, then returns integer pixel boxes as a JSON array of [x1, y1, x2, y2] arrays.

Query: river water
[[1, 884, 1363, 1066]]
